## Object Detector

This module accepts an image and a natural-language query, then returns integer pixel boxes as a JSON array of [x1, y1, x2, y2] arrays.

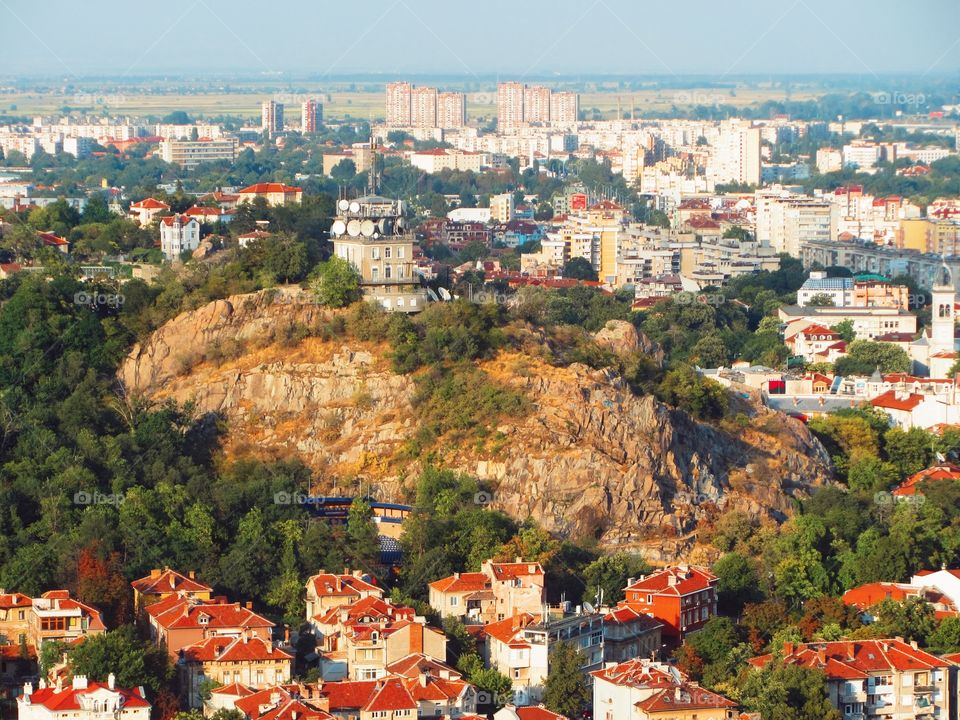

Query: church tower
[[930, 262, 956, 353]]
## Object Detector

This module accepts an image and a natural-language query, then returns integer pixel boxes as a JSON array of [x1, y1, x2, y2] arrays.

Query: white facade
[[18, 676, 150, 720], [159, 215, 201, 261]]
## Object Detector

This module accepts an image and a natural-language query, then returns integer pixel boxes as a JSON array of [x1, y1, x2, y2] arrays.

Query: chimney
[[844, 641, 854, 660], [816, 647, 826, 664], [150, 568, 161, 579], [910, 639, 919, 650], [270, 692, 280, 706], [245, 601, 253, 610], [72, 676, 87, 690], [284, 624, 290, 644], [188, 570, 196, 580], [515, 556, 522, 564], [454, 572, 460, 580], [783, 642, 794, 656], [23, 682, 33, 699], [667, 573, 678, 587], [108, 673, 115, 690]]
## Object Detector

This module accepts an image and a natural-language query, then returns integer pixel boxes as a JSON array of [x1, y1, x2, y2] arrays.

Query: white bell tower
[[931, 262, 956, 353]]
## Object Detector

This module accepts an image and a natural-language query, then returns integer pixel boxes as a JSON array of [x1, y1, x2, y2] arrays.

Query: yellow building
[[900, 218, 960, 255]]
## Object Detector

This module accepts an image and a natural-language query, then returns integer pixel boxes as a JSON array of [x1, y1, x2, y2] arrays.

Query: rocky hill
[[119, 289, 832, 560]]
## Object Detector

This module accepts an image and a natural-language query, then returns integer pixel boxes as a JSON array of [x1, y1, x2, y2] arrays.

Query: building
[[755, 192, 835, 257], [620, 566, 717, 646], [145, 594, 273, 658], [843, 141, 882, 170], [311, 596, 447, 681], [550, 92, 579, 124], [409, 148, 487, 174], [483, 608, 604, 706], [159, 214, 201, 261], [816, 148, 843, 174], [497, 82, 525, 131], [891, 463, 960, 498], [428, 559, 545, 624], [842, 581, 958, 622], [748, 639, 952, 720], [184, 205, 234, 225], [131, 568, 212, 613], [128, 197, 170, 226], [900, 217, 960, 256], [411, 86, 438, 129], [523, 86, 551, 125], [160, 137, 239, 168], [237, 183, 303, 207], [599, 605, 663, 663], [0, 591, 32, 646], [323, 147, 374, 176], [495, 706, 568, 720], [180, 635, 293, 708], [305, 571, 383, 625], [330, 194, 427, 312], [779, 305, 918, 342], [18, 676, 150, 720], [437, 92, 466, 129], [261, 101, 284, 137], [490, 193, 515, 224], [592, 658, 738, 720], [302, 99, 323, 134], [30, 591, 105, 648], [710, 122, 760, 186], [386, 82, 413, 127]]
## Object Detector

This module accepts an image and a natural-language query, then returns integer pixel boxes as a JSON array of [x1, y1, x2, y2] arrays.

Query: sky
[[1, 0, 958, 79]]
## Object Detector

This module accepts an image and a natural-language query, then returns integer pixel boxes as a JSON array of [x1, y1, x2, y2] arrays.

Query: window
[[450, 597, 459, 606], [646, 594, 653, 604], [385, 265, 392, 279], [398, 246, 405, 259], [385, 247, 392, 259], [372, 247, 380, 260]]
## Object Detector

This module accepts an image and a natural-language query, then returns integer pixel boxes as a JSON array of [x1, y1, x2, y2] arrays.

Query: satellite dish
[[360, 220, 376, 237], [395, 217, 405, 233], [337, 199, 350, 211], [377, 218, 393, 236], [438, 287, 452, 301], [349, 201, 360, 213], [583, 602, 596, 614], [331, 220, 346, 236], [346, 220, 361, 236]]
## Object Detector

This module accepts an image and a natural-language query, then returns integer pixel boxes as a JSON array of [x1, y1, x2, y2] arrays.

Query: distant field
[[0, 86, 824, 122]]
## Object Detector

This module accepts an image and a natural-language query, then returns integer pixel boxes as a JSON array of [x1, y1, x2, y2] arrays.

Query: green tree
[[311, 256, 362, 308], [740, 662, 841, 720], [713, 552, 762, 615], [581, 552, 651, 605], [806, 293, 836, 307], [830, 319, 856, 342], [657, 365, 729, 419], [562, 257, 598, 281], [543, 642, 590, 717], [928, 616, 960, 653], [68, 625, 172, 695], [833, 340, 911, 375]]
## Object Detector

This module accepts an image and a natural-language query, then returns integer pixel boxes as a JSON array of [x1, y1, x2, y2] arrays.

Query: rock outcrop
[[120, 290, 833, 559]]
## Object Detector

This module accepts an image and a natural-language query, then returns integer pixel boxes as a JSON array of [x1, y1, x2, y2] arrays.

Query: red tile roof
[[308, 573, 380, 599], [870, 390, 925, 412], [624, 566, 717, 597], [428, 572, 489, 593], [25, 682, 150, 711], [159, 214, 198, 227], [147, 595, 273, 632], [515, 706, 570, 720], [37, 231, 68, 247], [131, 568, 212, 597], [238, 183, 303, 195], [130, 197, 170, 210], [636, 685, 737, 713], [0, 592, 32, 609], [320, 680, 379, 711], [893, 464, 960, 496], [362, 678, 417, 712], [481, 612, 539, 646], [749, 639, 949, 677], [486, 561, 544, 582], [35, 591, 106, 631], [181, 635, 292, 663], [385, 653, 462, 679], [841, 582, 954, 613]]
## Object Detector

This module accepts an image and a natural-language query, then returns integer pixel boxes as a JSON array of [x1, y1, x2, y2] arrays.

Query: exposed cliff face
[[120, 290, 832, 559]]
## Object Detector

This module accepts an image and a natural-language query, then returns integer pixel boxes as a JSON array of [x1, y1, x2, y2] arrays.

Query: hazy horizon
[[1, 0, 958, 80]]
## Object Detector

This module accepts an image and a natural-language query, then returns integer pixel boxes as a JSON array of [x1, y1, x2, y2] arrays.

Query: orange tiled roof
[[624, 566, 717, 597], [131, 568, 212, 596]]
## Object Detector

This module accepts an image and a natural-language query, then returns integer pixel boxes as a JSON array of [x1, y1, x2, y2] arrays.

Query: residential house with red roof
[[184, 205, 234, 225], [591, 658, 737, 720], [748, 639, 951, 720], [179, 634, 293, 708], [159, 214, 201, 261], [892, 463, 960, 497], [305, 571, 383, 627], [494, 705, 568, 720], [30, 591, 105, 647], [145, 594, 273, 658], [620, 565, 718, 646], [312, 597, 446, 682], [482, 607, 605, 706], [237, 183, 303, 207], [428, 559, 545, 624], [786, 324, 841, 362], [131, 568, 212, 612], [842, 582, 957, 622], [869, 390, 960, 430], [0, 591, 33, 646], [128, 197, 170, 226], [600, 604, 663, 663], [18, 674, 150, 720], [37, 232, 69, 254]]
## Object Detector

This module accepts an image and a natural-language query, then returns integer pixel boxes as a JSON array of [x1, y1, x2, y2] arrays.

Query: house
[[620, 566, 718, 646], [428, 559, 545, 624], [748, 639, 952, 720], [786, 325, 841, 361], [145, 594, 273, 658], [30, 591, 105, 648], [494, 705, 568, 720], [891, 463, 960, 497], [600, 605, 664, 663], [591, 658, 738, 720], [482, 607, 605, 707], [312, 596, 446, 681], [842, 581, 958, 622], [159, 214, 201, 261], [238, 229, 272, 249], [128, 197, 170, 226], [37, 232, 69, 254], [237, 183, 303, 207], [185, 205, 234, 225], [869, 390, 960, 430], [325, 677, 417, 720], [0, 591, 33, 646], [18, 675, 151, 720], [179, 634, 293, 708], [131, 568, 212, 613], [305, 571, 383, 625]]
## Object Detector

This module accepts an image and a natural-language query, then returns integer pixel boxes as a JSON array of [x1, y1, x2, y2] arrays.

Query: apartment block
[[385, 82, 413, 126], [437, 91, 466, 129], [411, 86, 438, 129]]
